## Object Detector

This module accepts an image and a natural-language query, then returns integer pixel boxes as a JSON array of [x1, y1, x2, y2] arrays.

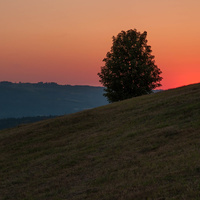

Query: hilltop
[[0, 83, 200, 199]]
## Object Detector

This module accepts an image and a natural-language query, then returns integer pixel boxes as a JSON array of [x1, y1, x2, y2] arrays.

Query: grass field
[[1, 83, 200, 200]]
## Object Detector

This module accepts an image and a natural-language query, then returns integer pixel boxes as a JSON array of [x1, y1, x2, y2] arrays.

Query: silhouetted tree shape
[[98, 29, 163, 103]]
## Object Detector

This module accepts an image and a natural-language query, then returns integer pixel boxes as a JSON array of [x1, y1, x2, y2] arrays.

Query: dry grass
[[1, 83, 200, 200]]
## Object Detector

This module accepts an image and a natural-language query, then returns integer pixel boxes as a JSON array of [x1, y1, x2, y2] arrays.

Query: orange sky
[[0, 0, 200, 89]]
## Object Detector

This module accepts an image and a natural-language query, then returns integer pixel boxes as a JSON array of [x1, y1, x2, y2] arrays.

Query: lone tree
[[98, 29, 163, 103]]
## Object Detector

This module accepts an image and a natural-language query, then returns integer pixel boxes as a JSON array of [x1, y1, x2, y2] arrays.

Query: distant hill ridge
[[0, 83, 200, 199], [0, 81, 108, 118]]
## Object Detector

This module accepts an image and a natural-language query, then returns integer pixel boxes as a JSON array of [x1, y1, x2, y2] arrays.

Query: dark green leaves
[[98, 29, 163, 103]]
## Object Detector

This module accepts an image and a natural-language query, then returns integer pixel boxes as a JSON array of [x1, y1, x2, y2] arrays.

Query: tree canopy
[[98, 29, 163, 103]]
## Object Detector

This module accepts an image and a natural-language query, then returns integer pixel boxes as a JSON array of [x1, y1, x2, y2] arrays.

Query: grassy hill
[[1, 83, 200, 200]]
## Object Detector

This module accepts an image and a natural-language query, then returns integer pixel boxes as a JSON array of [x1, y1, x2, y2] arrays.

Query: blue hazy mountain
[[0, 81, 108, 119]]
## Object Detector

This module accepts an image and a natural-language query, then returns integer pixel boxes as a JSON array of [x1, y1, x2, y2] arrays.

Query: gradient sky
[[1, 0, 200, 89]]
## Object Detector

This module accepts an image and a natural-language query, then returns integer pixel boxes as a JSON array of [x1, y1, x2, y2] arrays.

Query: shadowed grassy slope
[[1, 83, 200, 200]]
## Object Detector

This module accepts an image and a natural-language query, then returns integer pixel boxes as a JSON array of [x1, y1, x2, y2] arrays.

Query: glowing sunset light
[[0, 0, 200, 89]]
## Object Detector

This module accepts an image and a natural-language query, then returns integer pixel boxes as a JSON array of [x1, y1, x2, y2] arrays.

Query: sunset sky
[[1, 0, 200, 89]]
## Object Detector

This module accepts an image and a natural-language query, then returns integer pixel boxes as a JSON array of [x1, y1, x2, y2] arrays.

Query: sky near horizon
[[0, 0, 200, 89]]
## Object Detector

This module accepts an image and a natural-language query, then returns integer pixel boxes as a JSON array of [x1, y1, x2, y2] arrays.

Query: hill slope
[[1, 83, 200, 200]]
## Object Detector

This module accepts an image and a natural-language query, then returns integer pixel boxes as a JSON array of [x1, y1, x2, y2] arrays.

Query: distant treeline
[[0, 81, 108, 118], [0, 116, 56, 130]]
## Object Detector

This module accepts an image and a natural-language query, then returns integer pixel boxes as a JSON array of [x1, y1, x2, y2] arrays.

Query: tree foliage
[[98, 29, 163, 103]]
